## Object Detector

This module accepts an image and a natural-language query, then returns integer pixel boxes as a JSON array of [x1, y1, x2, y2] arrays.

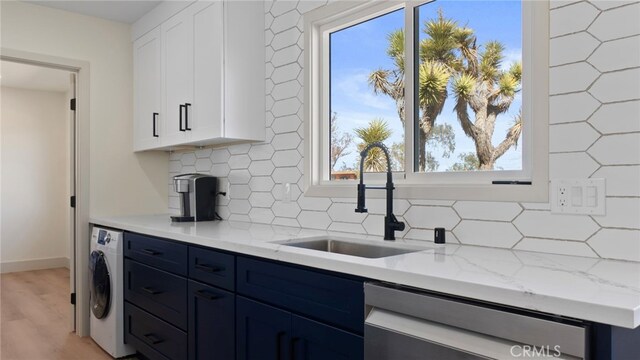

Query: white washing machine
[[89, 227, 135, 358]]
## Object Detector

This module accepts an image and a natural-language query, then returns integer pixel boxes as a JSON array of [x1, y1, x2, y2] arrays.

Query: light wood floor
[[1, 268, 113, 360]]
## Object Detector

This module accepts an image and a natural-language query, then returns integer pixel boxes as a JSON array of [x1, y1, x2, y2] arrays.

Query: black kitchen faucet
[[355, 141, 405, 240]]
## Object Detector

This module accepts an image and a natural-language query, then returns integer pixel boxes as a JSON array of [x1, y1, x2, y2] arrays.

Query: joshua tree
[[355, 118, 393, 172], [449, 152, 480, 171], [369, 11, 474, 171], [451, 49, 523, 170], [329, 112, 353, 171]]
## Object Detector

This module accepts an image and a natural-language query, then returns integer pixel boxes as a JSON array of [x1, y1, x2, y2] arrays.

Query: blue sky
[[330, 0, 522, 172]]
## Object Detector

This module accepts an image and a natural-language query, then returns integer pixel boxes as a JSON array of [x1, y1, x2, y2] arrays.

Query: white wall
[[0, 0, 168, 217], [1, 87, 69, 270], [169, 0, 640, 262]]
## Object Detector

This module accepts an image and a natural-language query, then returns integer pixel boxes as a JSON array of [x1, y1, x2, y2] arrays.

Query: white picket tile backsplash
[[588, 229, 640, 262], [167, 0, 640, 262], [550, 1, 599, 37], [589, 101, 640, 134], [549, 62, 599, 94], [454, 220, 523, 248], [549, 92, 600, 124], [589, 68, 640, 103], [588, 36, 640, 72], [550, 32, 599, 67], [588, 3, 640, 40]]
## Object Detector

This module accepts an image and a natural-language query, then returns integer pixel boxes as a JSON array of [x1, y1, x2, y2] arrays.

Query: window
[[304, 1, 549, 201]]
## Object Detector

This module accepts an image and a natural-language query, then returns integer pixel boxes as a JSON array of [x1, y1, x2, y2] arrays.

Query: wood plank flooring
[[1, 268, 113, 360]]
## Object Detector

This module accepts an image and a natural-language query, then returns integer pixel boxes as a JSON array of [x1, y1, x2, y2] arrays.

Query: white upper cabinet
[[132, 1, 265, 151], [161, 6, 194, 145], [190, 1, 224, 143], [133, 26, 162, 151]]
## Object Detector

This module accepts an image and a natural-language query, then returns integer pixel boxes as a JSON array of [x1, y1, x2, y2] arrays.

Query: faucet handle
[[355, 184, 368, 213]]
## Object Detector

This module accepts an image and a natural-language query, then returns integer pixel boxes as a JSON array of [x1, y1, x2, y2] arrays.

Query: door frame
[[1, 48, 91, 337]]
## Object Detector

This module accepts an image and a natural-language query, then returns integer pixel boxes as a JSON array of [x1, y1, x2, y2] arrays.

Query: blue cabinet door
[[291, 315, 364, 360], [237, 296, 291, 360], [188, 280, 235, 360]]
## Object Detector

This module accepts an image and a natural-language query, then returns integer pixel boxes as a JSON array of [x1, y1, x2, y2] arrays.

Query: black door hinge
[[70, 98, 76, 111], [70, 196, 76, 208], [70, 293, 76, 305]]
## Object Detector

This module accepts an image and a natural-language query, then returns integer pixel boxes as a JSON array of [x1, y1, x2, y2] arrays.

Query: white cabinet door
[[162, 10, 194, 146], [133, 26, 162, 151], [190, 1, 224, 143]]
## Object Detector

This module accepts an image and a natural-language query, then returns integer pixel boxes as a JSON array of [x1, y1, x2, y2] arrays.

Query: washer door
[[89, 250, 111, 319]]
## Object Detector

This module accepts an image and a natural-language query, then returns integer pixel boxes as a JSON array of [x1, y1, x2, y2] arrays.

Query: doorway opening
[[1, 51, 89, 337]]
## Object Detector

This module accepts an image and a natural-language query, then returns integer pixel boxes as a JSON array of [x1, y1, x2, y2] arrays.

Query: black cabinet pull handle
[[276, 331, 286, 360], [152, 112, 159, 137], [290, 337, 300, 360], [184, 103, 191, 130], [194, 289, 220, 301], [194, 263, 223, 273], [179, 104, 185, 131], [142, 286, 162, 295], [141, 248, 160, 256], [143, 333, 164, 345]]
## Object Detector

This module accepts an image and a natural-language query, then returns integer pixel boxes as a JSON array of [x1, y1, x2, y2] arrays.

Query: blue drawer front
[[124, 259, 187, 330], [237, 257, 364, 334], [124, 232, 187, 276], [124, 302, 187, 360], [188, 247, 235, 291]]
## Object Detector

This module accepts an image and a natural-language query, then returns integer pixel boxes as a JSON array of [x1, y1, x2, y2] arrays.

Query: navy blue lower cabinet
[[188, 280, 235, 360], [236, 296, 364, 360], [237, 296, 291, 360], [291, 315, 363, 360]]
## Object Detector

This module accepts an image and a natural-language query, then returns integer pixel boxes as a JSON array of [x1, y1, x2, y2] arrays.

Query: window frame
[[303, 0, 549, 202]]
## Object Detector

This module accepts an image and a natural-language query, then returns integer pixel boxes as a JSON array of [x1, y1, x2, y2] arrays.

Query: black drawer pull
[[276, 331, 286, 360], [152, 112, 159, 137], [195, 263, 224, 273], [179, 104, 185, 131], [142, 286, 162, 295], [194, 289, 220, 301], [290, 337, 300, 360], [141, 248, 161, 256], [184, 103, 191, 130], [143, 333, 164, 345]]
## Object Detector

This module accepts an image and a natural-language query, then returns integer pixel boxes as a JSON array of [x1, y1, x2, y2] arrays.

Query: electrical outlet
[[551, 178, 605, 215], [557, 184, 568, 208], [558, 198, 567, 208]]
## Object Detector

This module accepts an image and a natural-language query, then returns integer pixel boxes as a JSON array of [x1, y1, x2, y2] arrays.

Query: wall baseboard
[[0, 257, 70, 273]]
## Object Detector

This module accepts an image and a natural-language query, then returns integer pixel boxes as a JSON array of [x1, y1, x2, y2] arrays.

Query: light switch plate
[[551, 178, 605, 215]]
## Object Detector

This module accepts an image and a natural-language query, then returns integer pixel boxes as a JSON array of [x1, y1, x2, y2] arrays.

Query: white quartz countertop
[[91, 214, 640, 329]]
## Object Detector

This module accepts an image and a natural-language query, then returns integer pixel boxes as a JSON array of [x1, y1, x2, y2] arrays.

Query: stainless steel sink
[[278, 238, 423, 259]]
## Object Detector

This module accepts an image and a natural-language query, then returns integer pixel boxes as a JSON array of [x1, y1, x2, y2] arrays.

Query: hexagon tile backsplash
[[169, 0, 640, 262]]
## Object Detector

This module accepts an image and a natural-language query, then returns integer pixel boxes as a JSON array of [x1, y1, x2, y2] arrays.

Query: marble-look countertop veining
[[91, 214, 640, 329]]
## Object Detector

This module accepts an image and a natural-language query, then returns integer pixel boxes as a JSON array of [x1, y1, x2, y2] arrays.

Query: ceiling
[[23, 0, 162, 24], [1, 61, 72, 93]]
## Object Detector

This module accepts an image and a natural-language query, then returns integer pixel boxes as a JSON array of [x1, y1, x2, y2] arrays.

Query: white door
[[133, 26, 162, 151], [190, 1, 224, 143], [162, 8, 194, 146]]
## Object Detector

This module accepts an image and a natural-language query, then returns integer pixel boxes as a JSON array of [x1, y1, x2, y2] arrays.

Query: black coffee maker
[[171, 174, 218, 222]]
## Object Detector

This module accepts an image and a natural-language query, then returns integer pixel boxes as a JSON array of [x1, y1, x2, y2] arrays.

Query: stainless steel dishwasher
[[364, 283, 590, 359]]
